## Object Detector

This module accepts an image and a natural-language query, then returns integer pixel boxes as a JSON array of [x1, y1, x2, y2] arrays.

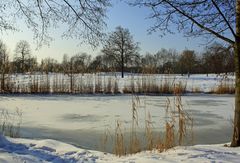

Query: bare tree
[[26, 57, 38, 73], [89, 55, 105, 72], [179, 50, 197, 76], [62, 54, 70, 75], [41, 57, 59, 74], [203, 43, 233, 74], [155, 48, 178, 73], [14, 40, 32, 73], [130, 0, 240, 147], [71, 53, 92, 74], [0, 41, 9, 92], [102, 26, 140, 78], [141, 52, 158, 73], [0, 0, 110, 47]]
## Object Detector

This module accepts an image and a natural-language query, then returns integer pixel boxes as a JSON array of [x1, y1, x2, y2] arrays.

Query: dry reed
[[107, 93, 193, 156], [0, 108, 22, 138]]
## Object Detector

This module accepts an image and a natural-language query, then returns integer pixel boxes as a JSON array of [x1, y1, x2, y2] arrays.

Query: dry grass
[[0, 108, 22, 138], [164, 122, 175, 149], [95, 74, 103, 93], [123, 76, 135, 94], [154, 95, 193, 152], [106, 93, 193, 156], [100, 127, 113, 153], [145, 111, 154, 150], [173, 82, 187, 95], [210, 75, 235, 94], [113, 78, 120, 94], [191, 87, 201, 93], [129, 95, 141, 154], [211, 77, 235, 94], [5, 73, 237, 95], [123, 75, 187, 95], [175, 96, 193, 145], [114, 120, 126, 156], [1, 73, 189, 94], [105, 77, 113, 94]]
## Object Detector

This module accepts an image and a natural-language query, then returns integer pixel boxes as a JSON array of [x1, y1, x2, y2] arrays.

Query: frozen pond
[[0, 94, 234, 152]]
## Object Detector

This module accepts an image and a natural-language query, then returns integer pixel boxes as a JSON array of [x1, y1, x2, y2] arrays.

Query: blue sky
[[2, 1, 204, 62]]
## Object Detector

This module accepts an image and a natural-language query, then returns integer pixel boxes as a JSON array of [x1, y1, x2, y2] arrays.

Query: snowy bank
[[0, 135, 240, 163]]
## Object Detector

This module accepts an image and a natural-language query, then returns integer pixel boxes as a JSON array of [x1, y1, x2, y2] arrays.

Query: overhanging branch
[[163, 0, 235, 45]]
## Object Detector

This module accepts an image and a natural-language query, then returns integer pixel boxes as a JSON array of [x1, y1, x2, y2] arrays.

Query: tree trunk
[[22, 54, 25, 74], [70, 61, 74, 93], [70, 74, 73, 93], [1, 72, 4, 92], [121, 52, 124, 78], [231, 0, 240, 147]]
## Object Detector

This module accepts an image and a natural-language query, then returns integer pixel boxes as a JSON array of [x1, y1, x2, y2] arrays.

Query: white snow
[[0, 134, 240, 163], [0, 73, 238, 162], [8, 73, 235, 93]]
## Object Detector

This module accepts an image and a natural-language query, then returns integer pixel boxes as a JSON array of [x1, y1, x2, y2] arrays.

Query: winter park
[[0, 0, 239, 163]]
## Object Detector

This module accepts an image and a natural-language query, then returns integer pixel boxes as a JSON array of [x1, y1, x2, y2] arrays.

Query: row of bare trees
[[153, 43, 234, 75], [0, 39, 234, 77]]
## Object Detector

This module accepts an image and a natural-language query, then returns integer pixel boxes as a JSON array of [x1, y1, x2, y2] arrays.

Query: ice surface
[[0, 94, 234, 152]]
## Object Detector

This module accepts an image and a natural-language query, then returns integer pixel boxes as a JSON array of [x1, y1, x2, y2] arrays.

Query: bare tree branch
[[0, 0, 111, 47], [164, 0, 234, 44], [211, 0, 236, 38], [130, 0, 235, 45]]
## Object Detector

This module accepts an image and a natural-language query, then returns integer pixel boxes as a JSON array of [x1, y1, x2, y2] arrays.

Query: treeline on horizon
[[0, 40, 234, 75]]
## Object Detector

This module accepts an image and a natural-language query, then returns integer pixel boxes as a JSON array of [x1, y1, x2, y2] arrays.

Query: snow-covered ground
[[1, 134, 240, 163]]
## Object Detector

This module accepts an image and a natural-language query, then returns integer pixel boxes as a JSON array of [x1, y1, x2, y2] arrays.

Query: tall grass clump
[[212, 77, 235, 94], [133, 74, 187, 94], [113, 78, 120, 94], [30, 74, 40, 93], [129, 95, 141, 154], [38, 74, 50, 93], [100, 127, 113, 152], [85, 74, 94, 94], [113, 95, 141, 156], [145, 111, 154, 150], [95, 74, 103, 94], [173, 81, 187, 95], [52, 73, 67, 93], [106, 93, 193, 156], [1, 73, 190, 95], [123, 75, 135, 94], [103, 76, 120, 94], [105, 77, 113, 94], [0, 108, 22, 138], [114, 120, 126, 156]]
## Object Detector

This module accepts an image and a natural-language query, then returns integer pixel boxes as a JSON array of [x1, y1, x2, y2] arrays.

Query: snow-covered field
[[7, 73, 235, 93], [0, 73, 238, 162], [1, 134, 240, 163]]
